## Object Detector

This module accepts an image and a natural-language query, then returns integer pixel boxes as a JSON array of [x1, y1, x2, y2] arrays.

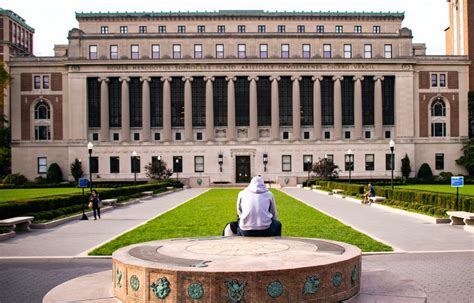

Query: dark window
[[171, 77, 184, 127], [304, 131, 310, 139], [110, 157, 120, 173], [92, 133, 99, 141], [258, 25, 266, 33], [279, 76, 293, 126], [113, 133, 119, 141], [129, 77, 142, 127], [386, 154, 395, 170], [35, 102, 50, 119], [324, 131, 331, 139], [382, 76, 395, 125], [303, 155, 313, 171], [173, 156, 183, 172], [321, 76, 334, 125], [257, 77, 271, 126], [300, 76, 313, 126], [100, 26, 109, 34], [282, 155, 292, 172], [195, 156, 204, 172], [192, 77, 206, 127], [316, 25, 325, 33], [42, 76, 49, 89], [35, 126, 50, 140], [237, 25, 246, 33], [435, 153, 444, 170], [283, 131, 289, 140], [175, 132, 181, 140], [131, 156, 140, 173], [365, 154, 374, 171], [150, 77, 163, 127], [325, 154, 334, 162], [431, 100, 446, 116], [158, 26, 166, 33], [278, 25, 286, 33], [439, 74, 446, 87], [362, 76, 375, 125], [37, 157, 47, 174], [431, 74, 438, 87], [90, 157, 99, 173], [431, 123, 446, 137], [213, 77, 227, 126], [197, 25, 205, 33], [34, 76, 41, 89], [196, 132, 203, 140], [217, 25, 225, 33], [87, 77, 101, 128], [345, 154, 354, 171], [133, 133, 140, 141], [342, 77, 354, 125], [335, 25, 343, 33], [354, 25, 362, 33], [365, 131, 371, 139], [373, 26, 381, 33], [385, 131, 391, 139], [109, 77, 121, 127], [235, 77, 249, 126], [139, 26, 147, 33], [345, 131, 351, 139], [297, 25, 305, 32], [178, 25, 186, 33], [120, 26, 128, 33], [154, 133, 160, 140]]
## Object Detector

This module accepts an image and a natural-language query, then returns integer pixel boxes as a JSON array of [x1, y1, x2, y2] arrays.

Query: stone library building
[[5, 10, 470, 185]]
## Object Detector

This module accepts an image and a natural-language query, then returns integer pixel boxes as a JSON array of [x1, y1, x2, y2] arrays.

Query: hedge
[[0, 181, 179, 220]]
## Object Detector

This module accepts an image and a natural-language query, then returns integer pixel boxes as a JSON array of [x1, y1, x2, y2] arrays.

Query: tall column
[[204, 76, 215, 141], [99, 77, 109, 142], [333, 76, 343, 140], [226, 77, 236, 141], [270, 76, 280, 141], [291, 76, 302, 141], [353, 76, 364, 140], [183, 76, 193, 142], [312, 76, 322, 140], [140, 77, 151, 142], [119, 77, 130, 142], [248, 76, 259, 141], [374, 76, 384, 139], [161, 77, 172, 142]]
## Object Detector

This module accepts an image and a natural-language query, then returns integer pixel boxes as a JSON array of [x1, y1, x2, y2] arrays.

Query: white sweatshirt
[[237, 176, 278, 230]]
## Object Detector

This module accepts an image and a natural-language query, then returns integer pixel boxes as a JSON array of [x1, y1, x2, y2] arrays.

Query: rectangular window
[[439, 74, 446, 87], [435, 153, 444, 170], [323, 44, 331, 59], [386, 154, 395, 171], [194, 156, 204, 173], [237, 25, 246, 33], [282, 131, 289, 140], [131, 156, 140, 173], [194, 44, 202, 59], [335, 25, 343, 33], [297, 25, 305, 33], [373, 26, 381, 33], [42, 75, 50, 89], [35, 125, 51, 140], [303, 155, 313, 171], [324, 131, 331, 139], [365, 131, 371, 139], [92, 133, 99, 141], [196, 132, 203, 140], [354, 25, 362, 33], [173, 156, 183, 173], [238, 44, 246, 59], [217, 25, 225, 33], [345, 154, 354, 171], [90, 157, 99, 174], [197, 25, 205, 33], [281, 44, 289, 58], [154, 132, 160, 141], [216, 44, 224, 58], [385, 131, 391, 139], [365, 154, 375, 171], [344, 131, 351, 139], [110, 156, 120, 173], [89, 45, 97, 60], [431, 74, 438, 87], [139, 26, 147, 33], [133, 133, 140, 141], [258, 25, 266, 33], [344, 44, 352, 58], [120, 26, 128, 34], [130, 45, 139, 59], [100, 26, 109, 34], [110, 45, 118, 59], [304, 131, 310, 139], [282, 155, 292, 172], [316, 25, 325, 33], [278, 25, 286, 33], [158, 25, 166, 33], [173, 44, 181, 59], [37, 157, 47, 174], [152, 44, 160, 59], [113, 133, 119, 141], [431, 122, 447, 137], [178, 25, 186, 33], [302, 44, 311, 59], [175, 132, 181, 140], [384, 44, 392, 58], [34, 76, 41, 89], [325, 154, 334, 162], [260, 44, 268, 59], [364, 44, 372, 58]]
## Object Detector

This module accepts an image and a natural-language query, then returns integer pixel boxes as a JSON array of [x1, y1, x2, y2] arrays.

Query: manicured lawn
[[395, 184, 474, 196], [90, 189, 392, 255], [0, 188, 88, 203]]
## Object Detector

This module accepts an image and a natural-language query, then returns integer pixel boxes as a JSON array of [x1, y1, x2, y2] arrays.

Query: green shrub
[[417, 163, 434, 180], [34, 176, 48, 184], [3, 173, 28, 185], [46, 163, 63, 183]]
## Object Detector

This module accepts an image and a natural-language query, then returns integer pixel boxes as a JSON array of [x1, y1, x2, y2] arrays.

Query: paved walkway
[[282, 188, 474, 252], [0, 188, 207, 257]]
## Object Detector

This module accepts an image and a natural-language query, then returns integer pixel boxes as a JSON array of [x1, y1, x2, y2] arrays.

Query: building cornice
[[0, 8, 35, 32]]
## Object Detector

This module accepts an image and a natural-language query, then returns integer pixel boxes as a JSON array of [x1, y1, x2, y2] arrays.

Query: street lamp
[[132, 151, 137, 186], [347, 149, 353, 184], [218, 153, 224, 172], [263, 153, 268, 172], [306, 159, 312, 182], [87, 142, 93, 191], [389, 140, 395, 189], [175, 158, 180, 181]]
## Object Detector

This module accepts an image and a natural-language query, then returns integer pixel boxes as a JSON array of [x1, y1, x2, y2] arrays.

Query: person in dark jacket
[[89, 189, 101, 220]]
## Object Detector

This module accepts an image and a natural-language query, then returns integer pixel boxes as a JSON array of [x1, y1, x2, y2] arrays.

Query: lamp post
[[389, 140, 395, 189], [175, 158, 179, 181], [306, 159, 311, 182], [132, 151, 137, 186], [218, 153, 223, 172], [347, 149, 353, 184], [87, 142, 93, 191], [263, 153, 268, 172]]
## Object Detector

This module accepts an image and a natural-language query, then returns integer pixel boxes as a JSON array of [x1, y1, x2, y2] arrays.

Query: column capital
[[119, 77, 130, 82], [270, 76, 281, 81], [373, 76, 385, 82], [332, 76, 344, 82], [204, 76, 215, 82], [182, 76, 194, 82], [140, 77, 151, 82], [291, 76, 302, 82], [247, 76, 259, 82], [225, 76, 237, 82], [98, 77, 109, 83], [353, 76, 365, 81], [160, 76, 172, 82], [312, 76, 323, 82]]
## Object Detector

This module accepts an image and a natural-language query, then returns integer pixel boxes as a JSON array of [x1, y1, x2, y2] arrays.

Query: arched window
[[430, 97, 447, 137], [431, 100, 446, 117], [33, 100, 52, 140], [35, 102, 50, 120]]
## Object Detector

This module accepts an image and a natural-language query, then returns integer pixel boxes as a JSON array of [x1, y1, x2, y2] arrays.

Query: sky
[[6, 0, 449, 56]]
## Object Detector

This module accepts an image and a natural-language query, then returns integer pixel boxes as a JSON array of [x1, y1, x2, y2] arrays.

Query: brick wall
[[21, 73, 32, 91], [419, 71, 430, 89], [21, 95, 63, 140], [51, 73, 62, 91], [448, 71, 459, 89], [419, 93, 459, 137]]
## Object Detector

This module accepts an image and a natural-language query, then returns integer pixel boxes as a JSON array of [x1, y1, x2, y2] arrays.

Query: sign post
[[451, 176, 464, 210], [78, 178, 89, 220]]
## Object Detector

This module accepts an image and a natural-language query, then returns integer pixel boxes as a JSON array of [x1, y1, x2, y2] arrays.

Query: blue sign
[[78, 178, 89, 188], [451, 176, 464, 187]]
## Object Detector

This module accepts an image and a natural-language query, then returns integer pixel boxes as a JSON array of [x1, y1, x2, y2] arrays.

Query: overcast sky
[[6, 0, 448, 56]]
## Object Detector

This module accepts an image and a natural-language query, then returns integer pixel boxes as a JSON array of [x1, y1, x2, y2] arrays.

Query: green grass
[[395, 184, 474, 196], [0, 188, 87, 203], [90, 189, 392, 255]]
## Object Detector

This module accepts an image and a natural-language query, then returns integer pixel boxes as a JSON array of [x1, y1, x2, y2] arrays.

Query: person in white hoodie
[[235, 176, 281, 237]]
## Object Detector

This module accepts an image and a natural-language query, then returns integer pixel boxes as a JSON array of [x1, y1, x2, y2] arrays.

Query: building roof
[[0, 8, 35, 32]]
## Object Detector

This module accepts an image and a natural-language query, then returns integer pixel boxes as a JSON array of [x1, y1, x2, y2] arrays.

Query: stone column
[[204, 76, 215, 141], [374, 76, 384, 139], [353, 76, 364, 140], [312, 76, 323, 140], [140, 77, 151, 142], [270, 76, 280, 141], [161, 77, 172, 142], [333, 76, 343, 140], [98, 77, 109, 142], [248, 76, 259, 141], [183, 76, 194, 142], [119, 77, 130, 142], [226, 77, 236, 141], [291, 76, 302, 141]]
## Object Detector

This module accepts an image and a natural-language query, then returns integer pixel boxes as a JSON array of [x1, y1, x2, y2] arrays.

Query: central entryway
[[236, 156, 251, 183]]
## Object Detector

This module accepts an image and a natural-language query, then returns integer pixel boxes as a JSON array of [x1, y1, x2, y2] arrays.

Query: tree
[[312, 158, 339, 180], [456, 138, 474, 176], [46, 163, 63, 183], [417, 163, 434, 180], [401, 154, 412, 179], [0, 64, 11, 177], [70, 158, 84, 183], [468, 91, 474, 138], [145, 160, 173, 181]]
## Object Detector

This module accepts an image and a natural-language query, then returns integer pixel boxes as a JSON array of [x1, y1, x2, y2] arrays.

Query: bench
[[101, 199, 118, 208], [166, 186, 174, 190], [369, 196, 386, 203], [0, 216, 34, 232], [141, 191, 154, 200], [446, 211, 474, 226], [332, 189, 344, 194], [312, 185, 322, 190]]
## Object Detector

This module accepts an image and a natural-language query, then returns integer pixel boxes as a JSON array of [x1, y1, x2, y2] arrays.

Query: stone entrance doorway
[[235, 156, 251, 183]]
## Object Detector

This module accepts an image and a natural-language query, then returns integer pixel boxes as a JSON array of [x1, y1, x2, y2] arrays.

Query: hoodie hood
[[246, 176, 268, 193]]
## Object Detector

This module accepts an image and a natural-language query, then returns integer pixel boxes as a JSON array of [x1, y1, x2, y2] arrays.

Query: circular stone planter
[[112, 237, 361, 302]]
